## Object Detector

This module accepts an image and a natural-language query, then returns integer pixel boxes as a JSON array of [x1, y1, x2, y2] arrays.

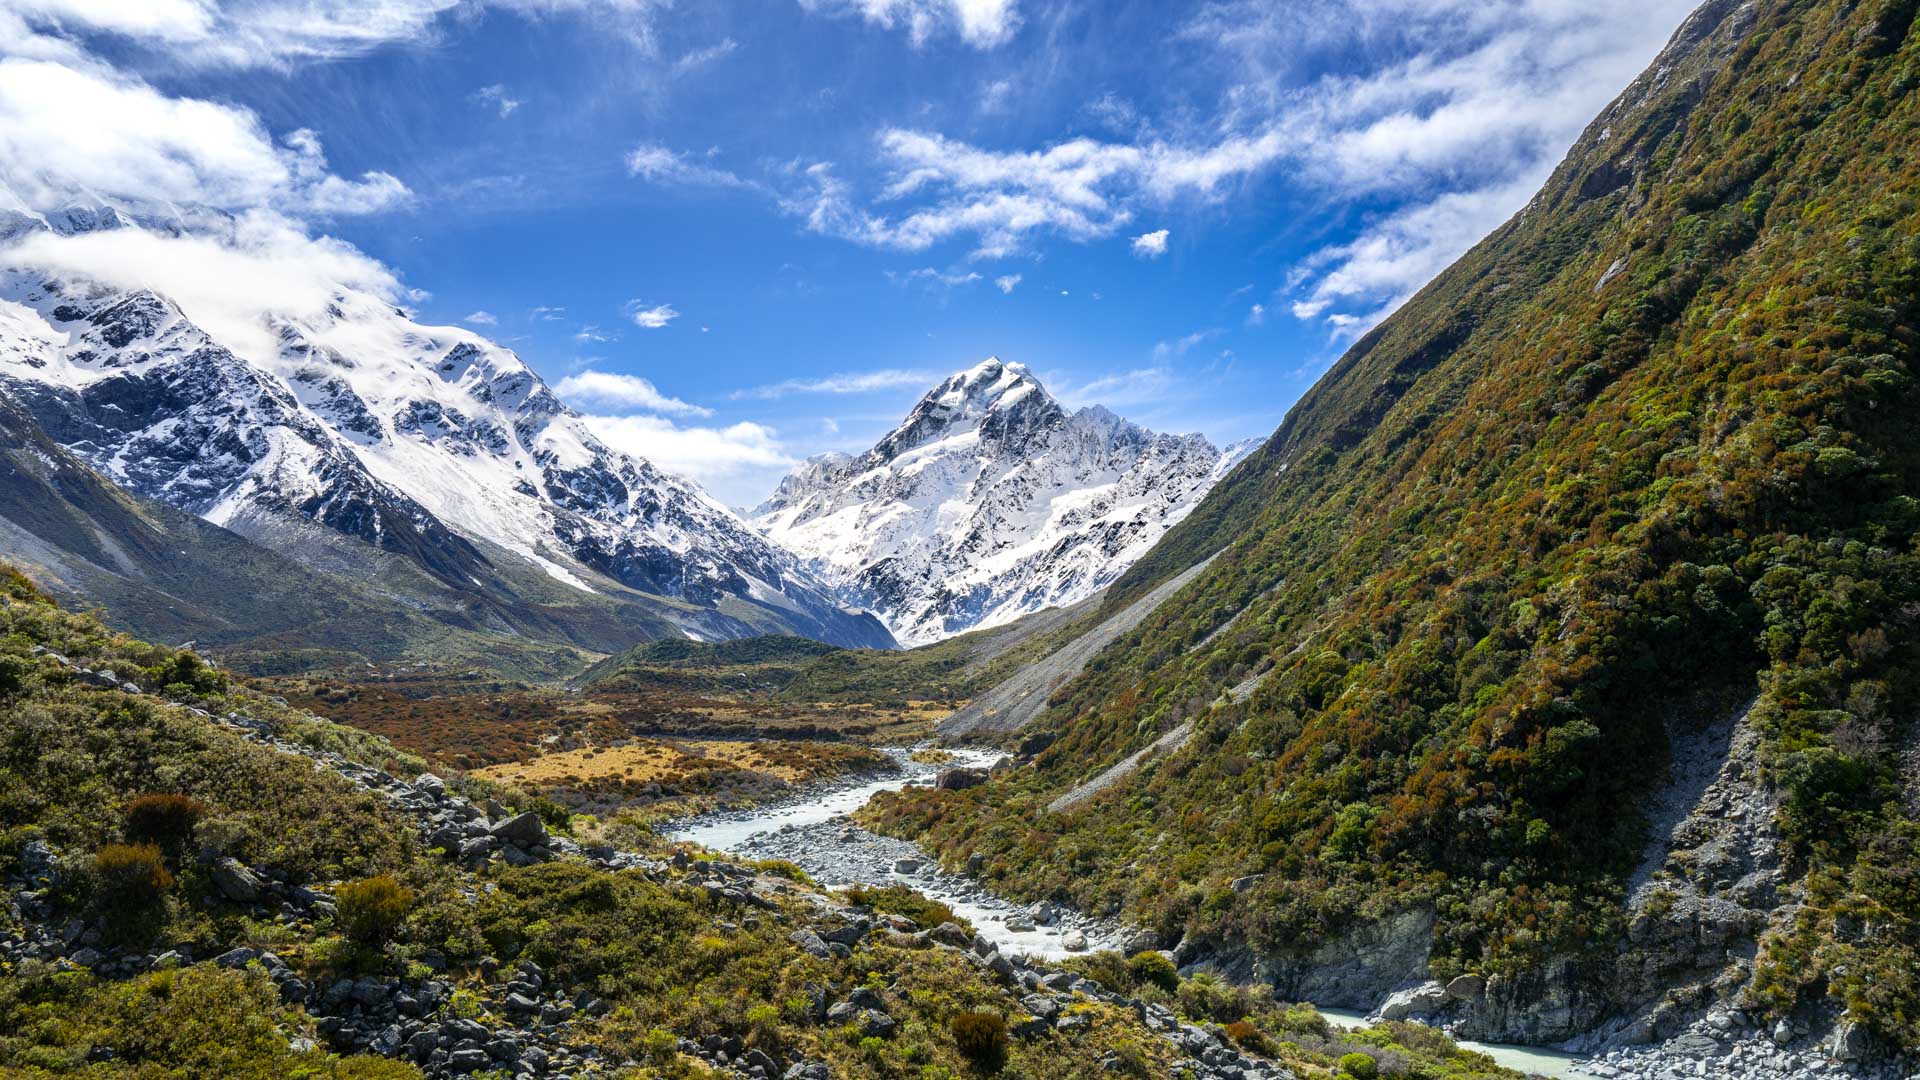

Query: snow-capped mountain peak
[[754, 358, 1254, 646], [0, 211, 895, 650]]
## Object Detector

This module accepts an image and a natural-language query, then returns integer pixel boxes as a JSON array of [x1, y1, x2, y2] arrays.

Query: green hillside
[[869, 0, 1920, 1050]]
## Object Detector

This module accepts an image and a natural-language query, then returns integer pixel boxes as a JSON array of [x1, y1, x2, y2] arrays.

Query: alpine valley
[[2, 1, 1919, 1079]]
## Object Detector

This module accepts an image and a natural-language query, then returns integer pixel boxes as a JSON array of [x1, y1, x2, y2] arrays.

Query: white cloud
[[6, 210, 405, 364], [464, 310, 498, 325], [572, 324, 612, 342], [1246, 302, 1265, 326], [978, 77, 1014, 114], [1291, 170, 1541, 336], [797, 0, 1020, 48], [0, 57, 407, 217], [530, 305, 566, 321], [1131, 228, 1169, 258], [776, 0, 1681, 299], [733, 368, 934, 399], [11, 0, 676, 71], [1152, 328, 1223, 360], [672, 37, 737, 75], [472, 83, 521, 117], [624, 143, 757, 190], [896, 266, 982, 290], [625, 300, 679, 329], [994, 273, 1021, 294], [8, 0, 215, 42], [578, 413, 796, 506], [553, 369, 710, 416]]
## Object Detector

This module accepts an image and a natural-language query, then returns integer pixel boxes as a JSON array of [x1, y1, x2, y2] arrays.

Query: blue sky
[[0, 0, 1695, 505]]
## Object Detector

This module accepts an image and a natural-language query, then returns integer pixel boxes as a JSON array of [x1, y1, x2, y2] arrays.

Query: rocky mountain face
[[0, 213, 893, 663], [869, 0, 1920, 1069], [754, 358, 1253, 646]]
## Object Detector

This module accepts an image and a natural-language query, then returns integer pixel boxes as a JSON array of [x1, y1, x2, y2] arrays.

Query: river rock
[[935, 768, 987, 791], [1377, 980, 1450, 1021]]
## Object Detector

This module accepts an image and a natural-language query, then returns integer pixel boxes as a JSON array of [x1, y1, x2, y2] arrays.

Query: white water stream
[[668, 747, 1598, 1078]]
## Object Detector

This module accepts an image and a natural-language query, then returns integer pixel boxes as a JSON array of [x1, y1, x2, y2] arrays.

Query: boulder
[[1377, 980, 1450, 1022], [892, 857, 922, 874], [790, 929, 834, 961], [1061, 929, 1089, 951], [211, 858, 263, 902], [489, 811, 547, 847], [414, 773, 447, 799], [1445, 974, 1486, 1000], [1830, 1019, 1872, 1061], [934, 768, 988, 791]]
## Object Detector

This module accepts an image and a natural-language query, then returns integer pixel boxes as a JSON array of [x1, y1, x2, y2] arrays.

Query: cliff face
[[874, 0, 1920, 1058]]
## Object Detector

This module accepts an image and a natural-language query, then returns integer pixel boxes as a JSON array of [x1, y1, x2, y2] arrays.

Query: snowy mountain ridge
[[0, 206, 894, 652], [754, 358, 1256, 646]]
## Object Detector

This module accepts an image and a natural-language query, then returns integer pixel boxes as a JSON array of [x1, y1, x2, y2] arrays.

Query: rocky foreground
[[1, 650, 1287, 1080]]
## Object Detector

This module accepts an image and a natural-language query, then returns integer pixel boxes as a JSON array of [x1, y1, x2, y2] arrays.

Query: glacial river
[[667, 747, 1597, 1078]]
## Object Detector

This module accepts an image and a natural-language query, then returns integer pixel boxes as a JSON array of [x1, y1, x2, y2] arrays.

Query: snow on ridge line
[[752, 357, 1260, 646]]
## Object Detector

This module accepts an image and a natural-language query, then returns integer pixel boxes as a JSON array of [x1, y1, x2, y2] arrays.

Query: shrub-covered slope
[[0, 566, 1525, 1080], [870, 0, 1920, 1054]]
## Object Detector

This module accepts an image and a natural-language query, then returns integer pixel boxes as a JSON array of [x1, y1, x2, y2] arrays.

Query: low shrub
[[1126, 950, 1179, 993], [337, 874, 415, 946], [94, 843, 172, 906], [1223, 1019, 1274, 1057], [1337, 1051, 1379, 1079], [844, 883, 959, 929], [124, 794, 211, 851], [950, 1010, 1007, 1073]]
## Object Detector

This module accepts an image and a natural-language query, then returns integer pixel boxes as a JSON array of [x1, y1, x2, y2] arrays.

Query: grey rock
[[1377, 980, 1450, 1022], [490, 812, 547, 848], [211, 857, 263, 902], [789, 929, 833, 960], [934, 768, 987, 791]]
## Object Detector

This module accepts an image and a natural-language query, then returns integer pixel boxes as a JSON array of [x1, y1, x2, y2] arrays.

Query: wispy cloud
[[672, 37, 737, 76], [1047, 366, 1189, 413], [530, 305, 566, 321], [1153, 328, 1224, 360], [1131, 228, 1169, 258], [624, 143, 759, 190], [893, 266, 982, 291], [624, 300, 679, 329], [463, 310, 497, 325], [471, 83, 520, 118], [994, 273, 1021, 294], [572, 324, 613, 343], [795, 0, 1020, 48], [554, 369, 710, 416], [733, 368, 935, 400], [1246, 303, 1265, 326]]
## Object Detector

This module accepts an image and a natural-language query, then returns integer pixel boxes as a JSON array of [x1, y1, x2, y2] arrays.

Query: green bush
[[94, 843, 172, 906], [336, 874, 415, 945], [950, 1011, 1007, 1073], [0, 964, 420, 1077], [124, 793, 210, 851], [1126, 950, 1179, 993], [1338, 1051, 1379, 1079]]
